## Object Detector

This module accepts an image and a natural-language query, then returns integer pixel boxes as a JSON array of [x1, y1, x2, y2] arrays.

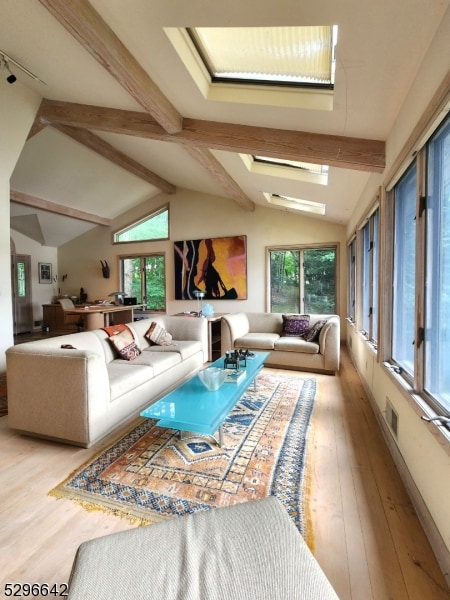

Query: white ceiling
[[4, 0, 450, 246]]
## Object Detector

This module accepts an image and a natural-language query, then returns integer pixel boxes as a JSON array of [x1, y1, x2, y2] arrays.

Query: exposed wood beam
[[27, 119, 47, 141], [40, 100, 385, 173], [38, 0, 182, 134], [53, 124, 176, 194], [10, 190, 111, 226], [185, 146, 255, 211]]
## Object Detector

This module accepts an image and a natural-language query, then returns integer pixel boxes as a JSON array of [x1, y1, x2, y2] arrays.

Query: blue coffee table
[[140, 351, 270, 446]]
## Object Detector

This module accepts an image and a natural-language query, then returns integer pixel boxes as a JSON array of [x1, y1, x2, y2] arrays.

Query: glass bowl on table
[[197, 367, 227, 391]]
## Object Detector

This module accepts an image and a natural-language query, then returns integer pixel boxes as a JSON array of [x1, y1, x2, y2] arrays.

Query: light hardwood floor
[[0, 348, 449, 599]]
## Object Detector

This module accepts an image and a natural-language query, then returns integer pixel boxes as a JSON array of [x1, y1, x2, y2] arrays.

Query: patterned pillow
[[108, 329, 141, 361], [281, 314, 310, 337], [145, 322, 173, 346], [304, 319, 327, 342]]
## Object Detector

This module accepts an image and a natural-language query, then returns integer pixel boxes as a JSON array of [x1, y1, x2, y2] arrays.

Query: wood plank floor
[[0, 348, 448, 599]]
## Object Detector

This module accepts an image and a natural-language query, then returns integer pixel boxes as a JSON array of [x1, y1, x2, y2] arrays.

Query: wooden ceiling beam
[[10, 190, 111, 226], [40, 100, 385, 173], [53, 124, 176, 194], [185, 146, 255, 211], [38, 0, 183, 134]]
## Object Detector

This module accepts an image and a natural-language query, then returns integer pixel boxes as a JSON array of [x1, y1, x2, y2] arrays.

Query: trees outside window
[[269, 246, 337, 314]]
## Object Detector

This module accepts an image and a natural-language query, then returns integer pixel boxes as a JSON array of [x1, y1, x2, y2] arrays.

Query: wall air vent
[[385, 397, 399, 438]]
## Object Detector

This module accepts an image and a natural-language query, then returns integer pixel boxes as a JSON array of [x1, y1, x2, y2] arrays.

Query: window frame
[[113, 205, 169, 244], [118, 252, 166, 312], [266, 243, 339, 315], [382, 113, 450, 419]]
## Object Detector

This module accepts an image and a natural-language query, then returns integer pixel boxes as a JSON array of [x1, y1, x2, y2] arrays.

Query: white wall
[[345, 7, 450, 569], [57, 188, 347, 323], [0, 80, 41, 369]]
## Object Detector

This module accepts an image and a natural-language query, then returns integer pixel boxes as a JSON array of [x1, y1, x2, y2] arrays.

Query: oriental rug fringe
[[50, 373, 316, 542]]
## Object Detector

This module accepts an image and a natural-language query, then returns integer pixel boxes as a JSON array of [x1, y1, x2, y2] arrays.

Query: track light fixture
[[0, 56, 16, 83], [0, 50, 46, 85]]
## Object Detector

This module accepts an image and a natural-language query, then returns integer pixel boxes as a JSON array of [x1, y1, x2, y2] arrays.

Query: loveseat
[[221, 312, 340, 374], [6, 316, 208, 448]]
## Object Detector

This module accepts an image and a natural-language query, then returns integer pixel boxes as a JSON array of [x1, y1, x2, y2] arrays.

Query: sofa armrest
[[6, 345, 110, 446], [318, 316, 340, 372], [221, 313, 250, 354]]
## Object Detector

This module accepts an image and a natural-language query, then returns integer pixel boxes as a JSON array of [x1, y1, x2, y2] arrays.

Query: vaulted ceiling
[[4, 0, 449, 246]]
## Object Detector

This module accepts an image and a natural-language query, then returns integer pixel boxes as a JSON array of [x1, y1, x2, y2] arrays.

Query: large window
[[360, 208, 379, 344], [114, 206, 169, 243], [385, 113, 450, 416], [392, 165, 417, 377], [347, 237, 356, 322], [424, 116, 450, 412], [268, 246, 337, 314], [120, 254, 166, 311]]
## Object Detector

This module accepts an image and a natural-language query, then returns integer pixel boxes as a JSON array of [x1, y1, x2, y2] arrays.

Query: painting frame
[[38, 262, 52, 284], [174, 235, 247, 300]]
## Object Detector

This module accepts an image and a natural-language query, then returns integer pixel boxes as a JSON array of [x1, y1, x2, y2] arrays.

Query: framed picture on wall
[[38, 262, 52, 284], [174, 235, 247, 300]]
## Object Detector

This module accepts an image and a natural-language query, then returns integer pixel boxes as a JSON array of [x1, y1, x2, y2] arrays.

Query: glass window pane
[[269, 250, 300, 313], [372, 210, 379, 343], [425, 116, 450, 412], [145, 255, 165, 311], [122, 258, 142, 302], [304, 248, 336, 313], [361, 223, 370, 334], [392, 165, 417, 375]]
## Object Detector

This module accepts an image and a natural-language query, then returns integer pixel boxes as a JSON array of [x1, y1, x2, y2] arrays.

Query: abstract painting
[[174, 235, 247, 300]]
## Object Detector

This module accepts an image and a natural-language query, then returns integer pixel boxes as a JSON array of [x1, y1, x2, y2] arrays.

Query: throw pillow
[[304, 319, 327, 342], [108, 329, 141, 361], [281, 314, 310, 337], [145, 321, 173, 346]]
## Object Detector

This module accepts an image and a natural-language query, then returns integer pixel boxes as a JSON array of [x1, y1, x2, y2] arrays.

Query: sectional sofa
[[221, 312, 340, 374], [6, 316, 208, 448]]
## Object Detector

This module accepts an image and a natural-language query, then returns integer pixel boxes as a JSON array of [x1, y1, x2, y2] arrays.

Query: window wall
[[349, 113, 450, 417]]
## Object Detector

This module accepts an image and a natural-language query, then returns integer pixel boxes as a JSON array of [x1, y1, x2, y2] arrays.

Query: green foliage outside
[[270, 247, 336, 314], [116, 210, 168, 242]]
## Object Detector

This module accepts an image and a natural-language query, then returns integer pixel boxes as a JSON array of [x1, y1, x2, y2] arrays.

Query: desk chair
[[57, 298, 84, 332]]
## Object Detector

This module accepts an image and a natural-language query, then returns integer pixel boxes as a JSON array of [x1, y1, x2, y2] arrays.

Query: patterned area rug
[[0, 374, 7, 418], [50, 373, 316, 539]]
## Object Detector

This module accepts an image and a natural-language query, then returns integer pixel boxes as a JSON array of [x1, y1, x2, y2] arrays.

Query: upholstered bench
[[67, 497, 338, 599]]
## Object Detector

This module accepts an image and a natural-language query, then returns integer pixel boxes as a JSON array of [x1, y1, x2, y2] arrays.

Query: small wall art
[[174, 235, 247, 300], [38, 262, 52, 284]]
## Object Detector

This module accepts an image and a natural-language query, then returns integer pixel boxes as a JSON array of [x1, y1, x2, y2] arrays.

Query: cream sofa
[[221, 312, 340, 374], [6, 316, 208, 448]]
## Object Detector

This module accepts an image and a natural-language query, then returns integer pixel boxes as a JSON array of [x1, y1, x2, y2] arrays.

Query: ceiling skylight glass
[[188, 26, 337, 87], [254, 156, 329, 176], [265, 193, 326, 215]]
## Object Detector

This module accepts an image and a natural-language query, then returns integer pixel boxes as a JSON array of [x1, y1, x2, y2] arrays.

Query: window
[[347, 237, 356, 322], [114, 206, 168, 243], [392, 166, 417, 377], [360, 207, 379, 344], [386, 113, 450, 416], [188, 26, 337, 88], [268, 246, 337, 314], [424, 116, 450, 412], [120, 254, 166, 311]]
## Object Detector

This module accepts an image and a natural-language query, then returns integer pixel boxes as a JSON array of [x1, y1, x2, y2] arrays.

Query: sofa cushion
[[145, 322, 173, 346], [274, 337, 319, 354], [234, 333, 279, 350], [304, 319, 328, 342], [145, 340, 202, 361], [107, 363, 155, 400], [108, 328, 142, 361], [281, 314, 310, 337], [122, 350, 181, 376]]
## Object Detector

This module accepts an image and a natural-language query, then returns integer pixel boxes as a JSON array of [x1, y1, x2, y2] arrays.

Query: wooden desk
[[65, 305, 144, 331]]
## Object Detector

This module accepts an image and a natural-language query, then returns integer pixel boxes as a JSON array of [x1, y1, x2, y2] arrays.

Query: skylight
[[265, 193, 326, 215], [188, 26, 337, 87], [254, 156, 329, 176]]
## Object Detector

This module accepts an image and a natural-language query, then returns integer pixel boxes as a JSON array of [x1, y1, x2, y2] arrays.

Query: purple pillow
[[304, 319, 327, 342], [281, 314, 310, 337]]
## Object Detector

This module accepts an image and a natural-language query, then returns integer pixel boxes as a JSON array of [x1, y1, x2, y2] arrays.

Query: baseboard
[[349, 352, 450, 587]]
